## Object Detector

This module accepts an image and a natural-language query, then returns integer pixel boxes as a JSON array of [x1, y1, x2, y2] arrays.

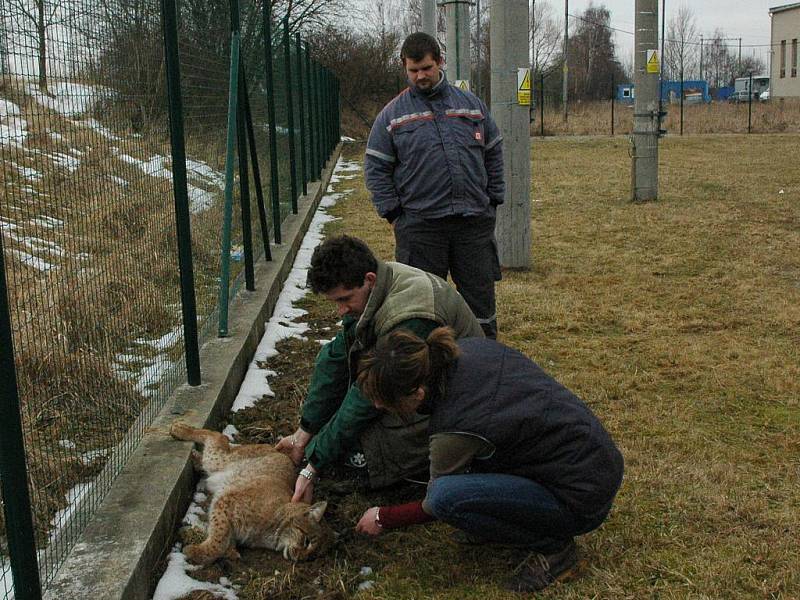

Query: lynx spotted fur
[[170, 422, 333, 565]]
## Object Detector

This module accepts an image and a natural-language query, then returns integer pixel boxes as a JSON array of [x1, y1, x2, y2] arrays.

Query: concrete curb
[[43, 144, 343, 600]]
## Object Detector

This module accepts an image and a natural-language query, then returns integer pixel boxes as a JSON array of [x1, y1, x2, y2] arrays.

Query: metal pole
[[261, 3, 281, 244], [283, 15, 298, 214], [305, 44, 318, 180], [738, 38, 742, 74], [422, 0, 436, 36], [0, 245, 42, 600], [540, 73, 545, 136], [241, 70, 272, 261], [445, 0, 471, 82], [631, 0, 659, 202], [236, 65, 255, 292], [562, 0, 568, 122], [491, 0, 531, 268], [611, 72, 615, 136], [748, 71, 753, 134], [476, 0, 481, 98], [218, 26, 241, 336], [295, 33, 308, 197], [160, 0, 200, 384], [680, 71, 684, 135], [658, 0, 665, 135], [699, 34, 703, 81]]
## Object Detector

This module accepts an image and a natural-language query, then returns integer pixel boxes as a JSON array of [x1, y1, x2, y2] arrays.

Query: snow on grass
[[49, 152, 81, 173], [30, 216, 64, 229], [0, 98, 28, 147], [152, 156, 353, 600], [27, 82, 113, 118], [69, 117, 121, 140], [15, 164, 42, 180], [7, 248, 56, 272], [186, 159, 225, 190], [110, 175, 128, 187], [187, 185, 217, 214]]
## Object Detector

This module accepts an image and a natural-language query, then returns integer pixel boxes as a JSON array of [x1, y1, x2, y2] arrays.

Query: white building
[[770, 3, 800, 97]]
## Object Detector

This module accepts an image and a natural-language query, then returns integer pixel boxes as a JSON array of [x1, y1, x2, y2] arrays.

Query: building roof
[[769, 2, 800, 14]]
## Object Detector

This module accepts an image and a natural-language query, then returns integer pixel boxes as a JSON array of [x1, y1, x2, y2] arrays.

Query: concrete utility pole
[[562, 0, 568, 121], [631, 0, 660, 201], [491, 0, 531, 268], [422, 0, 437, 37], [445, 0, 471, 82]]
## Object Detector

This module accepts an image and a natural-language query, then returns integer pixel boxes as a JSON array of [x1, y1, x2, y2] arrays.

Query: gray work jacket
[[365, 74, 504, 222]]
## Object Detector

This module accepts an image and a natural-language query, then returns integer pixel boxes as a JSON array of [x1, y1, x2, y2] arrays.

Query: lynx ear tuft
[[308, 501, 328, 522]]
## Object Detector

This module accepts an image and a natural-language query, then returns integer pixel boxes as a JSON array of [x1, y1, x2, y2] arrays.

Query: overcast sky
[[556, 0, 780, 66]]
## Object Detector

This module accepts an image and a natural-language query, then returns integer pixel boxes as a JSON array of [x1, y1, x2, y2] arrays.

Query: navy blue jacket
[[426, 338, 624, 519], [365, 74, 504, 222]]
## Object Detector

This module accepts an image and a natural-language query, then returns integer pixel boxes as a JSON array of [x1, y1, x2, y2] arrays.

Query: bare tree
[[530, 0, 562, 75], [5, 0, 69, 93], [665, 4, 698, 81]]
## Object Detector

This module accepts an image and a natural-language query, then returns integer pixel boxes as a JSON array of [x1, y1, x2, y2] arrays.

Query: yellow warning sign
[[517, 67, 531, 106], [455, 79, 470, 91], [646, 49, 660, 74]]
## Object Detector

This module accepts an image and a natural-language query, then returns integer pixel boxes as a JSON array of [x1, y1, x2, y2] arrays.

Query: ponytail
[[357, 327, 460, 412], [425, 327, 459, 399]]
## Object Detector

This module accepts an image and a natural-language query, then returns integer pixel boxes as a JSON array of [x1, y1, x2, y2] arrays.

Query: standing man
[[365, 32, 505, 339]]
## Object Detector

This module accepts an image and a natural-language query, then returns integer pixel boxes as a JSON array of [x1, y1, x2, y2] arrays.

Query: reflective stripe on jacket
[[365, 74, 504, 220]]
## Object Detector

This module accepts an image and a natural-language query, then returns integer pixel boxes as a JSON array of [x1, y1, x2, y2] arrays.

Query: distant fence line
[[533, 71, 800, 136], [0, 0, 340, 596]]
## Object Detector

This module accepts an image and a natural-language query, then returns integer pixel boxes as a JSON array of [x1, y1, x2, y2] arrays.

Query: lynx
[[170, 422, 333, 565]]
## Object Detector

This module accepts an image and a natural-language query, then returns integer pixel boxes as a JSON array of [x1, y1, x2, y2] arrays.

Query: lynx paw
[[170, 422, 194, 441], [184, 543, 215, 566]]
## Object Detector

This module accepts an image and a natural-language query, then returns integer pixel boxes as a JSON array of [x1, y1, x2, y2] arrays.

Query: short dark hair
[[307, 236, 378, 294], [400, 32, 441, 64]]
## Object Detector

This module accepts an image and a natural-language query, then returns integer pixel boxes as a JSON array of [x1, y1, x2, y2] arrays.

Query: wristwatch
[[299, 466, 319, 484]]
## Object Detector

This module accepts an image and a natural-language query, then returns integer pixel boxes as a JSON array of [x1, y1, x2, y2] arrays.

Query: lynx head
[[279, 501, 334, 561]]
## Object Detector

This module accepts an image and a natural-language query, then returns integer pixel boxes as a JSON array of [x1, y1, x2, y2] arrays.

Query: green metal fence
[[0, 0, 340, 596]]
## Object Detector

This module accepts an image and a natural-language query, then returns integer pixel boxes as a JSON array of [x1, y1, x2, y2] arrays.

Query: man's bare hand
[[355, 507, 384, 536], [291, 463, 318, 503], [275, 427, 312, 466]]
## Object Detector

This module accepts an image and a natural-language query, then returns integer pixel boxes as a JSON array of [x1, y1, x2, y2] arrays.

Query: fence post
[[160, 0, 200, 384], [295, 33, 308, 196], [282, 15, 298, 214], [611, 72, 615, 136], [261, 2, 282, 244], [217, 9, 241, 336], [748, 72, 753, 134], [240, 68, 272, 262], [540, 74, 545, 137], [236, 64, 255, 291], [315, 60, 324, 169], [680, 74, 684, 135], [0, 240, 43, 600], [305, 45, 318, 180]]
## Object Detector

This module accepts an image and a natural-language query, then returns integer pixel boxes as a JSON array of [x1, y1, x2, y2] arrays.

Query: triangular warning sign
[[648, 53, 659, 67], [519, 70, 531, 91]]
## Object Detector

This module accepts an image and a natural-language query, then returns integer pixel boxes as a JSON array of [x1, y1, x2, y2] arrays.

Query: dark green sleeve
[[299, 326, 351, 434], [304, 318, 439, 471]]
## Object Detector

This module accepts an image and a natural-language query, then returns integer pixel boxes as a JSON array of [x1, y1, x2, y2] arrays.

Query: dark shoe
[[504, 540, 579, 592]]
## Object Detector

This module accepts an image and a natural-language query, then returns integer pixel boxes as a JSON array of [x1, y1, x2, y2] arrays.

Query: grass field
[[172, 135, 799, 599]]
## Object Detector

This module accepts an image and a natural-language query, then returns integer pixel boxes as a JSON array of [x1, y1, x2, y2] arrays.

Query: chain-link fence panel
[[0, 0, 339, 596]]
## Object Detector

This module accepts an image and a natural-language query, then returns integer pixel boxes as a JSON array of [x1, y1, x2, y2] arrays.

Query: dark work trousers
[[394, 213, 501, 339]]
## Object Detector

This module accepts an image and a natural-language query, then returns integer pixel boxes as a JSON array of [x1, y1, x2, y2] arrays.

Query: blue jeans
[[426, 474, 608, 553]]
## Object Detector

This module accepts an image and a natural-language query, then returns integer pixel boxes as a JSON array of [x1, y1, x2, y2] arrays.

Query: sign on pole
[[454, 79, 471, 91], [517, 67, 531, 106], [646, 49, 660, 74]]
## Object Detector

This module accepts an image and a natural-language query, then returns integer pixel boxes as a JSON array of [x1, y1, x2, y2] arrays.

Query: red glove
[[377, 500, 435, 529]]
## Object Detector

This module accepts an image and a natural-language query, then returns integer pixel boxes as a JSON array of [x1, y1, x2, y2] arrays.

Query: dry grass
[[180, 138, 800, 598], [0, 75, 250, 545], [534, 98, 800, 137]]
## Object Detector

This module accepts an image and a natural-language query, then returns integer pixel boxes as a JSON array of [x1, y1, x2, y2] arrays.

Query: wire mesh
[[0, 0, 338, 596]]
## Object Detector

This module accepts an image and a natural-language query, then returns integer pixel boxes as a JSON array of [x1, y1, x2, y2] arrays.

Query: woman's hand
[[275, 427, 312, 466], [355, 507, 384, 536]]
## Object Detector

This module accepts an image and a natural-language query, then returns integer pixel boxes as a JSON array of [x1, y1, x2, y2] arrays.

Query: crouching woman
[[354, 327, 624, 592]]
